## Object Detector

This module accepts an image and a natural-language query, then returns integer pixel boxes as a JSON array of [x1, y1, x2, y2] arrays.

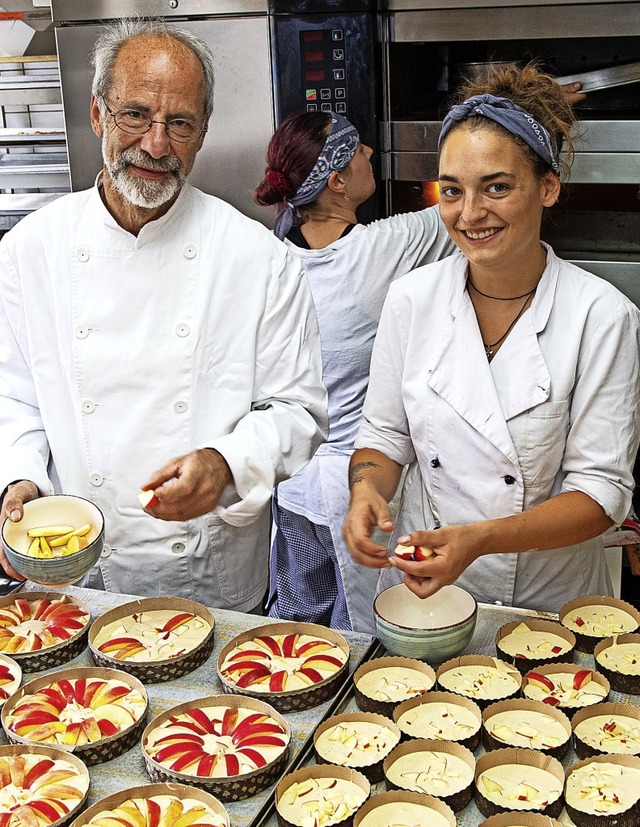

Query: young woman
[[255, 112, 455, 632], [343, 65, 640, 613]]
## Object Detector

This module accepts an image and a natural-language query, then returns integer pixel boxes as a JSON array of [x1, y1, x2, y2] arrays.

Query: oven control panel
[[300, 28, 348, 114]]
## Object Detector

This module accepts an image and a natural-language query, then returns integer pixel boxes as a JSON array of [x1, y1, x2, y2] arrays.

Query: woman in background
[[343, 64, 640, 612]]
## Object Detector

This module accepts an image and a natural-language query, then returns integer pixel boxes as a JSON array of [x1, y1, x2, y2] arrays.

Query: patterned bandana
[[273, 112, 359, 240], [438, 93, 560, 175]]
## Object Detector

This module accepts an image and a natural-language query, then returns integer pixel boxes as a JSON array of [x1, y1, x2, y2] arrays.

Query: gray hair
[[90, 18, 215, 125]]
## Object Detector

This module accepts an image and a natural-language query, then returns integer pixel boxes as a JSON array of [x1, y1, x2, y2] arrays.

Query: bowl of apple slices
[[2, 495, 104, 588]]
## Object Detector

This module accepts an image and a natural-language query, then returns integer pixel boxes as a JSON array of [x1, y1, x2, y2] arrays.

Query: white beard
[[102, 140, 186, 210]]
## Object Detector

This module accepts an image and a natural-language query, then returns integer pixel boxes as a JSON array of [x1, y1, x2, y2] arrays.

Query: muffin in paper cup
[[572, 701, 640, 759], [0, 591, 91, 673], [593, 633, 640, 695], [478, 813, 563, 827], [474, 747, 564, 819], [495, 619, 575, 675], [559, 596, 640, 653], [275, 764, 370, 827], [564, 753, 640, 827], [353, 789, 456, 827], [0, 653, 21, 706], [1, 665, 148, 766], [217, 621, 349, 712], [142, 694, 290, 802], [522, 663, 609, 720], [393, 689, 482, 751], [352, 656, 435, 718], [68, 781, 230, 827], [482, 698, 571, 760], [0, 743, 90, 827], [383, 737, 475, 812], [89, 596, 215, 684], [436, 655, 521, 710], [314, 711, 401, 784]]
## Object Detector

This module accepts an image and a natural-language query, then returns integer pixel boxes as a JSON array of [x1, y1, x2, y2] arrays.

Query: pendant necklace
[[467, 278, 537, 360]]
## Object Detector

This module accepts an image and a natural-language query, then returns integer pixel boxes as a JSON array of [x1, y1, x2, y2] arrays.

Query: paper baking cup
[[383, 737, 475, 812], [572, 701, 640, 759], [559, 596, 640, 653], [393, 689, 482, 751], [521, 663, 610, 720], [0, 743, 90, 827], [1, 665, 148, 766], [474, 747, 564, 820], [0, 652, 22, 706], [436, 655, 522, 710], [495, 618, 576, 675], [89, 596, 215, 683], [564, 753, 640, 827], [314, 711, 401, 784], [479, 813, 563, 827], [142, 693, 290, 802], [593, 633, 640, 695], [481, 698, 571, 760], [0, 591, 91, 673], [68, 782, 230, 827], [217, 622, 350, 712], [352, 656, 436, 718], [353, 789, 456, 827], [275, 764, 370, 827]]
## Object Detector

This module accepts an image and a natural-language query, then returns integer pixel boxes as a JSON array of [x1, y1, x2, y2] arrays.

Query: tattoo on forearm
[[349, 461, 380, 485]]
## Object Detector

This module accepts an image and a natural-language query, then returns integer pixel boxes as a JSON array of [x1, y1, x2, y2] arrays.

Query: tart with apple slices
[[593, 633, 640, 695], [0, 654, 21, 706], [275, 765, 370, 827], [564, 754, 640, 827], [2, 666, 148, 765], [0, 744, 90, 827], [481, 699, 571, 760], [522, 665, 609, 718], [0, 592, 90, 671], [436, 656, 521, 710], [495, 620, 575, 675], [142, 694, 290, 802], [217, 622, 349, 712], [314, 712, 401, 783], [353, 656, 435, 718], [478, 814, 564, 827], [474, 747, 564, 819], [393, 690, 482, 751], [89, 597, 215, 683], [572, 702, 640, 759], [559, 596, 640, 653], [353, 789, 456, 827], [383, 738, 475, 812], [71, 783, 230, 827]]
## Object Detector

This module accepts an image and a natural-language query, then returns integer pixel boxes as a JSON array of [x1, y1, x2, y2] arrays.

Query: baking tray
[[556, 61, 640, 92]]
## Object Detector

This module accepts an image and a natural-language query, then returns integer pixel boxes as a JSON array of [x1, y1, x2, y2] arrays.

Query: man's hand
[[139, 449, 233, 522], [0, 480, 39, 579], [343, 484, 394, 570]]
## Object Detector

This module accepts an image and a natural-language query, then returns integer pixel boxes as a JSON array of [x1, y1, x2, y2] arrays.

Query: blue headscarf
[[438, 93, 560, 175], [273, 112, 359, 240]]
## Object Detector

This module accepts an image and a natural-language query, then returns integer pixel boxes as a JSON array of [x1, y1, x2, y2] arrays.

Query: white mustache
[[118, 147, 183, 174]]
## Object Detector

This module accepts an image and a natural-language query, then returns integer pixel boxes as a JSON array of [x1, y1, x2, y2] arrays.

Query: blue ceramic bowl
[[2, 494, 104, 587], [374, 583, 477, 664]]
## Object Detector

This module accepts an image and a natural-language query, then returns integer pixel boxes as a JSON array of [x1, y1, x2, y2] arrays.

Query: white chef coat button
[[494, 600, 503, 606], [100, 544, 112, 558], [175, 323, 190, 337], [174, 400, 188, 413], [183, 244, 197, 259], [75, 325, 89, 339], [171, 541, 186, 554], [76, 248, 90, 262], [503, 474, 516, 485], [89, 472, 104, 486], [81, 399, 96, 414]]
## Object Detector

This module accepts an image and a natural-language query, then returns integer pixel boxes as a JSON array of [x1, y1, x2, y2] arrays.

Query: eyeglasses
[[102, 100, 205, 144]]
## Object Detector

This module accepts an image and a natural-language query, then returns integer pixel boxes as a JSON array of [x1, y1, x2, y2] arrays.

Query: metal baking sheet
[[556, 61, 640, 91]]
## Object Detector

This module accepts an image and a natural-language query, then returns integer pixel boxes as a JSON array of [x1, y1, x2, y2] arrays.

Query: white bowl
[[374, 584, 477, 664]]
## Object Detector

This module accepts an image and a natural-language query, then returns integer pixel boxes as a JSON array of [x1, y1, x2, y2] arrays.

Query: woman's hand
[[343, 484, 394, 569]]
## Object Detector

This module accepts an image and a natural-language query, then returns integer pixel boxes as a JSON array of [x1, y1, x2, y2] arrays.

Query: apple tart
[[565, 754, 640, 827], [594, 634, 640, 694], [1, 666, 148, 765], [0, 654, 21, 706], [353, 790, 456, 827], [0, 744, 89, 827], [353, 656, 435, 718], [559, 596, 640, 653], [142, 694, 290, 802], [314, 712, 401, 783], [495, 620, 575, 674], [572, 702, 640, 759], [393, 690, 482, 751], [522, 665, 609, 718], [275, 766, 370, 827], [436, 656, 521, 709], [481, 699, 571, 760]]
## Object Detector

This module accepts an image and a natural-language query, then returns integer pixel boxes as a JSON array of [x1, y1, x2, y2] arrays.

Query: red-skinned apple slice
[[237, 746, 267, 768], [235, 666, 271, 688], [526, 672, 555, 693], [160, 612, 194, 633], [138, 489, 159, 509], [255, 635, 281, 656], [573, 669, 592, 690]]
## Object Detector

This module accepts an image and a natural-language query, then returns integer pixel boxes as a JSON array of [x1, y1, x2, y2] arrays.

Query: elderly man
[[0, 19, 327, 611]]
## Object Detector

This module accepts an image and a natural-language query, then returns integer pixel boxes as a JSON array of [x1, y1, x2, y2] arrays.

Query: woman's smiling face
[[438, 123, 560, 279]]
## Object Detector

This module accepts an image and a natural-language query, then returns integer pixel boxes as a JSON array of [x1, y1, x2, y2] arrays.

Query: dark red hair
[[255, 111, 332, 207]]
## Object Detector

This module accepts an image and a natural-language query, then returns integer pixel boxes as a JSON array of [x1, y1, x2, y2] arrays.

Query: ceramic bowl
[[373, 584, 477, 664], [2, 495, 104, 587]]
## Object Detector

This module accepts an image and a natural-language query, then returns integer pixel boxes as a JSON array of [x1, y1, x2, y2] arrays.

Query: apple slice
[[526, 672, 555, 693], [573, 669, 592, 690], [138, 490, 159, 509]]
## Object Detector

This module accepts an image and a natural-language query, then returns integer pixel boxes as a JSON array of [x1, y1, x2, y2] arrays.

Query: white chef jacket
[[277, 208, 455, 632], [358, 245, 640, 613], [0, 182, 327, 611]]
